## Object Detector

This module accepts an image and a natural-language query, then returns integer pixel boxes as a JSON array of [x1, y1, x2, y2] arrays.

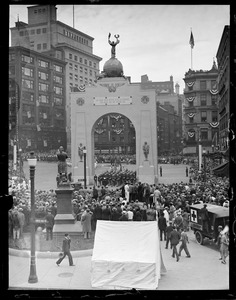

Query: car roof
[[190, 203, 229, 218]]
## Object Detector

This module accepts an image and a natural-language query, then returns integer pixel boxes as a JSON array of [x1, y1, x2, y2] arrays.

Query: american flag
[[189, 31, 194, 49]]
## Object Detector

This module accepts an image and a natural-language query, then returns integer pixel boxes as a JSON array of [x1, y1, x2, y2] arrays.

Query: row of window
[[68, 53, 96, 68], [21, 79, 64, 95], [21, 117, 65, 128], [188, 111, 218, 123], [19, 27, 47, 37], [187, 80, 217, 91], [68, 62, 97, 76], [188, 129, 217, 141], [187, 94, 217, 107], [63, 29, 89, 46]]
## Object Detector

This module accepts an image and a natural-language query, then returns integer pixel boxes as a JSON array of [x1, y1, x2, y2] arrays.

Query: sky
[[9, 4, 230, 93]]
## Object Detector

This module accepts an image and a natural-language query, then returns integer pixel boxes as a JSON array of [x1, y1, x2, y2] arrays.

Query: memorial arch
[[70, 34, 158, 185]]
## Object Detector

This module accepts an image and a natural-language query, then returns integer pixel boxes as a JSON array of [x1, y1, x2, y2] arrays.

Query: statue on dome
[[108, 33, 120, 58]]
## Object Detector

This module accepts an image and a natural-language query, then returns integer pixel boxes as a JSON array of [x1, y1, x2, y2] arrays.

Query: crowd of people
[[97, 168, 137, 187]]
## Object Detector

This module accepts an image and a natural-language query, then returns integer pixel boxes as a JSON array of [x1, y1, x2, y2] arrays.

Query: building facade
[[10, 4, 102, 153], [9, 46, 67, 152], [183, 63, 219, 154], [216, 25, 230, 151]]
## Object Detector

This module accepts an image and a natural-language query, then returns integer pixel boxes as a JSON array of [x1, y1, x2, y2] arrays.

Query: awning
[[212, 161, 229, 177]]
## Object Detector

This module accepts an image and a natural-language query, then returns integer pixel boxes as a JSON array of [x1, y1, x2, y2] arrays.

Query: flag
[[189, 31, 194, 49]]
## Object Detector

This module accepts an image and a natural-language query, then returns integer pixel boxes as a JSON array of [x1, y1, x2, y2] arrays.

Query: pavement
[[8, 230, 229, 290]]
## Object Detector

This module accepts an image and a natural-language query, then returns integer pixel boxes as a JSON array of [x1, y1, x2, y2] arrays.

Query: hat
[[203, 204, 207, 207]]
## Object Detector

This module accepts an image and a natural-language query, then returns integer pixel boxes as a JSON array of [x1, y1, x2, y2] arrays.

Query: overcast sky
[[9, 4, 230, 93]]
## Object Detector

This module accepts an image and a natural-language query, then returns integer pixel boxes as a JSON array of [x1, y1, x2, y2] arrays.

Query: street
[[8, 229, 229, 290]]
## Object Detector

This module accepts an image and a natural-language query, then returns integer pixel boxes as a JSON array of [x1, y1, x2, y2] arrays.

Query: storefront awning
[[212, 161, 229, 177]]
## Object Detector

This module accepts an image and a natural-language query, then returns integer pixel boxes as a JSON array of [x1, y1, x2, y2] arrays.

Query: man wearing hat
[[56, 233, 74, 266], [165, 221, 173, 249], [199, 203, 210, 233], [45, 210, 55, 241]]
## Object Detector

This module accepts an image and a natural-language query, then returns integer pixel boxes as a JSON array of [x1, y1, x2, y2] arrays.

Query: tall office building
[[216, 25, 230, 151], [183, 62, 219, 154], [10, 5, 102, 153]]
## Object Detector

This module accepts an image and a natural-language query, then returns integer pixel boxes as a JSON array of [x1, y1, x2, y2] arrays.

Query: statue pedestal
[[53, 183, 82, 236], [138, 160, 156, 185]]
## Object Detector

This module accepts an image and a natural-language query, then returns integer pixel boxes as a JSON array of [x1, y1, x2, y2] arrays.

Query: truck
[[189, 203, 229, 245]]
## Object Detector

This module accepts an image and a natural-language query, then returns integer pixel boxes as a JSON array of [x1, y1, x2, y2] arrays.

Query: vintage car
[[189, 203, 229, 245]]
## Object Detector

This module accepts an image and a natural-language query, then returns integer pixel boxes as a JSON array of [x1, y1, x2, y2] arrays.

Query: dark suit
[[56, 236, 73, 266], [170, 229, 181, 261]]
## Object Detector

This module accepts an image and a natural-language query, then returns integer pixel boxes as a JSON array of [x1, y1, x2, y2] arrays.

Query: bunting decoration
[[95, 128, 106, 134], [209, 122, 219, 128], [113, 128, 123, 135], [186, 96, 195, 102], [78, 84, 86, 92], [188, 131, 195, 138], [186, 81, 195, 88], [56, 113, 61, 118], [188, 113, 195, 118], [110, 114, 122, 121], [210, 88, 218, 95]]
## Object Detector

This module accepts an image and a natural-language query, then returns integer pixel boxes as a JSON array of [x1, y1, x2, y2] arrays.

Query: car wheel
[[195, 230, 204, 245]]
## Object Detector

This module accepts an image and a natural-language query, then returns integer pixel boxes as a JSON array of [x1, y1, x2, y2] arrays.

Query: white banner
[[93, 96, 132, 106]]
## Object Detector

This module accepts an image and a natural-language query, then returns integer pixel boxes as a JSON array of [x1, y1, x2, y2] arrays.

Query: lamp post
[[27, 151, 38, 283], [203, 148, 206, 182], [19, 148, 22, 181], [83, 147, 87, 189]]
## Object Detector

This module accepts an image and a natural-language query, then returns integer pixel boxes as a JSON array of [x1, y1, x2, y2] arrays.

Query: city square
[[6, 3, 234, 296]]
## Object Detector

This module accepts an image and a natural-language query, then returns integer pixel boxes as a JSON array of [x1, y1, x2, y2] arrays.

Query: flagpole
[[190, 28, 193, 69], [73, 5, 74, 28]]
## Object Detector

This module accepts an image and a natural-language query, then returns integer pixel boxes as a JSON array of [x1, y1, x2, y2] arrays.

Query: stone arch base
[[70, 77, 158, 186]]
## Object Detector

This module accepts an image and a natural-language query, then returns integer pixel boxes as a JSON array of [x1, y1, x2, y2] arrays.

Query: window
[[89, 61, 92, 67], [22, 67, 33, 77], [54, 64, 63, 73], [84, 68, 88, 75], [89, 70, 92, 76], [85, 78, 88, 84], [74, 64, 78, 71], [200, 94, 207, 106], [212, 111, 218, 122], [39, 83, 49, 92], [188, 101, 193, 107], [69, 73, 73, 80], [42, 28, 47, 33], [22, 91, 34, 102], [75, 74, 78, 81], [53, 75, 62, 84], [94, 62, 96, 68], [43, 43, 47, 49], [37, 44, 41, 50], [79, 57, 82, 63], [80, 66, 83, 73], [30, 41, 34, 48], [38, 59, 49, 68], [36, 28, 41, 34], [200, 128, 208, 140], [38, 71, 48, 80], [80, 76, 83, 82], [54, 86, 63, 95], [84, 59, 87, 65], [200, 80, 207, 90], [9, 53, 15, 61], [211, 95, 217, 106], [69, 63, 73, 69], [74, 55, 78, 61], [22, 55, 34, 64], [211, 80, 217, 89], [189, 116, 194, 124], [89, 79, 92, 85], [22, 79, 34, 89], [39, 94, 49, 103], [201, 111, 207, 122], [188, 86, 193, 91], [54, 97, 63, 105], [9, 66, 15, 75], [69, 53, 72, 59]]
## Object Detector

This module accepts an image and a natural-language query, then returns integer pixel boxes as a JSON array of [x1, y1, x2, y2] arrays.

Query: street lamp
[[19, 148, 22, 182], [27, 151, 38, 283], [83, 147, 87, 189], [203, 148, 206, 182]]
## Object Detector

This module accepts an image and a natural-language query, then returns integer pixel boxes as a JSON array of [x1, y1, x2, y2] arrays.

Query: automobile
[[189, 203, 229, 245]]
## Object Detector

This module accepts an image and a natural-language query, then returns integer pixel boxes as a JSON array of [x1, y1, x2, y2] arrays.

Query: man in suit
[[56, 233, 74, 266], [170, 226, 181, 262], [45, 210, 55, 241]]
